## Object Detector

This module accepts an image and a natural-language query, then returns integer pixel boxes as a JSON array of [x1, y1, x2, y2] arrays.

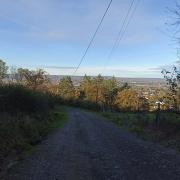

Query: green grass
[[47, 106, 68, 132], [0, 106, 68, 174], [98, 111, 180, 151], [18, 106, 68, 160]]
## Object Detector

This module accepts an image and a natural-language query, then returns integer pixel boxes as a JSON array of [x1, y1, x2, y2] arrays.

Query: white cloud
[[43, 66, 163, 78]]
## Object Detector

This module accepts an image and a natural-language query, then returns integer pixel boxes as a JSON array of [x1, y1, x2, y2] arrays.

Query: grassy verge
[[0, 106, 68, 177], [98, 111, 180, 151], [45, 106, 68, 133]]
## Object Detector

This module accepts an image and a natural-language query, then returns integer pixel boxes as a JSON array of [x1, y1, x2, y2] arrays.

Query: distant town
[[49, 75, 166, 87]]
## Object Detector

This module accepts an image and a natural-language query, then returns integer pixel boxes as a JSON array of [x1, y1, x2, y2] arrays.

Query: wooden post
[[155, 102, 160, 128]]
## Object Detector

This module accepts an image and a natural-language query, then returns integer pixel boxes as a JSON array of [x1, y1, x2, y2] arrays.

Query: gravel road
[[5, 108, 180, 180]]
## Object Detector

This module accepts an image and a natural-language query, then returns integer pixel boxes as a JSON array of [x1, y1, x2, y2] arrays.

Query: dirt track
[[6, 108, 180, 180]]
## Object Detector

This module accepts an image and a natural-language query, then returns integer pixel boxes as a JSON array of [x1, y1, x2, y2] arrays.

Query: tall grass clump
[[0, 84, 63, 171]]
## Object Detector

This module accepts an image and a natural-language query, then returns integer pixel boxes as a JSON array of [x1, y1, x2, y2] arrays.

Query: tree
[[79, 74, 92, 100], [93, 74, 104, 104], [79, 75, 120, 111], [80, 74, 104, 104], [102, 77, 118, 111], [138, 96, 149, 111], [115, 87, 149, 112], [9, 66, 21, 83], [17, 68, 26, 83], [16, 68, 49, 90], [162, 65, 180, 111], [9, 66, 17, 82], [0, 59, 8, 83], [161, 5, 180, 111], [58, 76, 75, 100]]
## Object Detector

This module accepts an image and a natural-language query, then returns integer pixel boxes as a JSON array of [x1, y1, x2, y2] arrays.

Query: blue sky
[[0, 0, 179, 77]]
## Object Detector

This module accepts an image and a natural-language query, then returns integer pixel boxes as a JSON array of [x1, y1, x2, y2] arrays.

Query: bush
[[0, 84, 65, 172], [0, 112, 54, 161], [0, 84, 52, 115]]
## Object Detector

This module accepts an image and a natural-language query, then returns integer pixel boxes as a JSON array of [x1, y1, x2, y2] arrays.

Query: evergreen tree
[[58, 76, 75, 100]]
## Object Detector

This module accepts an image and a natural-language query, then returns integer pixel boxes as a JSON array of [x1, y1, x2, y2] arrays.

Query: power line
[[108, 0, 136, 59], [102, 0, 140, 74], [73, 0, 113, 75], [102, 0, 136, 73], [118, 0, 141, 44]]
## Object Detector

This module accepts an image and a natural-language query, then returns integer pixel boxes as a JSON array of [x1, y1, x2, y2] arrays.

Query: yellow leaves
[[58, 77, 75, 100], [115, 88, 140, 111]]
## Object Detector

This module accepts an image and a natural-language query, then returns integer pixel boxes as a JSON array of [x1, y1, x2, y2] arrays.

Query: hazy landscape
[[0, 0, 180, 180], [49, 75, 166, 86]]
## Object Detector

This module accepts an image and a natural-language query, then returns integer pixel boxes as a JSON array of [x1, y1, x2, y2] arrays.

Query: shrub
[[0, 84, 63, 171], [0, 84, 52, 115]]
